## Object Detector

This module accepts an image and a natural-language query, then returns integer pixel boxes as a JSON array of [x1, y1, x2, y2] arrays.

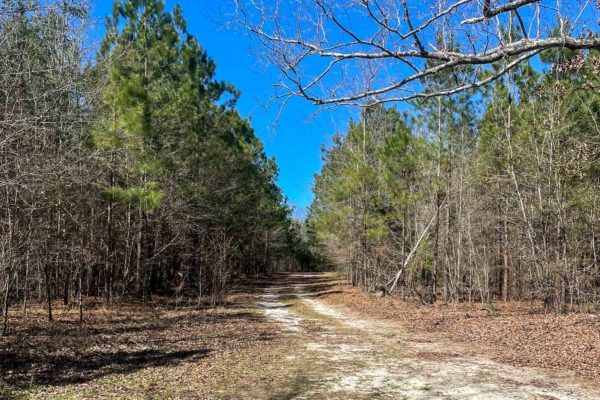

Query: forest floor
[[320, 276, 600, 383], [0, 289, 299, 399], [1, 273, 600, 399]]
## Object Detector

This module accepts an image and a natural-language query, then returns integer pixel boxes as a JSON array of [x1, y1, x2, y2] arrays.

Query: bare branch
[[235, 0, 600, 106], [462, 0, 539, 24]]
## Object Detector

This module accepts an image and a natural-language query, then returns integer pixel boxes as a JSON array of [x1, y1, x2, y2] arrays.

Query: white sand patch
[[258, 274, 600, 399], [306, 341, 370, 362], [302, 297, 374, 330], [330, 367, 392, 393], [317, 353, 596, 399], [258, 290, 302, 332], [293, 283, 375, 331]]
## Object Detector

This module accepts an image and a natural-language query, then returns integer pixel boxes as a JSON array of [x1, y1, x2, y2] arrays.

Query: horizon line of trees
[[0, 0, 311, 335]]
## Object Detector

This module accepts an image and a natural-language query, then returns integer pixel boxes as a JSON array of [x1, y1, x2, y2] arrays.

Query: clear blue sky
[[89, 0, 356, 219]]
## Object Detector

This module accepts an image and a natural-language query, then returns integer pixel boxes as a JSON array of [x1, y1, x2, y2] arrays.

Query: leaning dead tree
[[235, 0, 600, 105]]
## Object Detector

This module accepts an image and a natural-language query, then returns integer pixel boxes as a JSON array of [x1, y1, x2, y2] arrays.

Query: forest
[[235, 0, 600, 312], [308, 53, 600, 310], [2, 0, 600, 399], [0, 0, 310, 336]]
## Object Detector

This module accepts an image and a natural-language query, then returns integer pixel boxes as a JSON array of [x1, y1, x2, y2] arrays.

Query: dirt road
[[259, 273, 599, 400]]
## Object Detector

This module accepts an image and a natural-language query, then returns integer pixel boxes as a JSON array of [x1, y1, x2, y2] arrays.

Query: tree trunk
[[105, 171, 114, 306], [2, 268, 10, 336], [502, 206, 509, 302], [136, 204, 143, 298], [78, 265, 83, 323], [44, 264, 53, 322]]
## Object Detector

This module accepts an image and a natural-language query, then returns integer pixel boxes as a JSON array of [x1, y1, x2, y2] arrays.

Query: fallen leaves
[[0, 290, 299, 399], [322, 281, 600, 382]]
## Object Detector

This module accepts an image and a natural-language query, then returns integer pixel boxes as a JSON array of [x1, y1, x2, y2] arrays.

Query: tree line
[[308, 47, 600, 311], [0, 0, 309, 335]]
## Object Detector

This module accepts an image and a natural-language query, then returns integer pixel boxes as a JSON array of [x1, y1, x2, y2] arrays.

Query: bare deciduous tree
[[235, 0, 600, 105]]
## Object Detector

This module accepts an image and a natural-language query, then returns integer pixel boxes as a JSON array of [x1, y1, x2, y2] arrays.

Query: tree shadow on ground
[[13, 310, 262, 339], [0, 348, 211, 386], [0, 272, 333, 393], [0, 304, 275, 389], [269, 369, 315, 400], [239, 273, 345, 304]]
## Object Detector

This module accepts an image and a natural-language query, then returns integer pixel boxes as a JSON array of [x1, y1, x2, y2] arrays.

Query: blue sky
[[87, 1, 596, 219], [89, 0, 356, 219]]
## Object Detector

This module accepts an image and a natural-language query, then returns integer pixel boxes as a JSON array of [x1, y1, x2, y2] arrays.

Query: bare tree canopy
[[235, 0, 600, 105]]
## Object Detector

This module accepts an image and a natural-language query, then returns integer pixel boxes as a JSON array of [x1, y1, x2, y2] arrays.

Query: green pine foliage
[[89, 0, 306, 301], [308, 50, 600, 310], [0, 0, 308, 320]]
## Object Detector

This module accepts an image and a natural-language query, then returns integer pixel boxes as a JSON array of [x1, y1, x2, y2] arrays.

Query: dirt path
[[259, 273, 600, 400]]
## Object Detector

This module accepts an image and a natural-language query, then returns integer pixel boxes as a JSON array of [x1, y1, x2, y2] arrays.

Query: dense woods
[[2, 1, 600, 398], [308, 50, 600, 311], [1, 0, 599, 341], [237, 0, 600, 312], [0, 0, 306, 335]]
